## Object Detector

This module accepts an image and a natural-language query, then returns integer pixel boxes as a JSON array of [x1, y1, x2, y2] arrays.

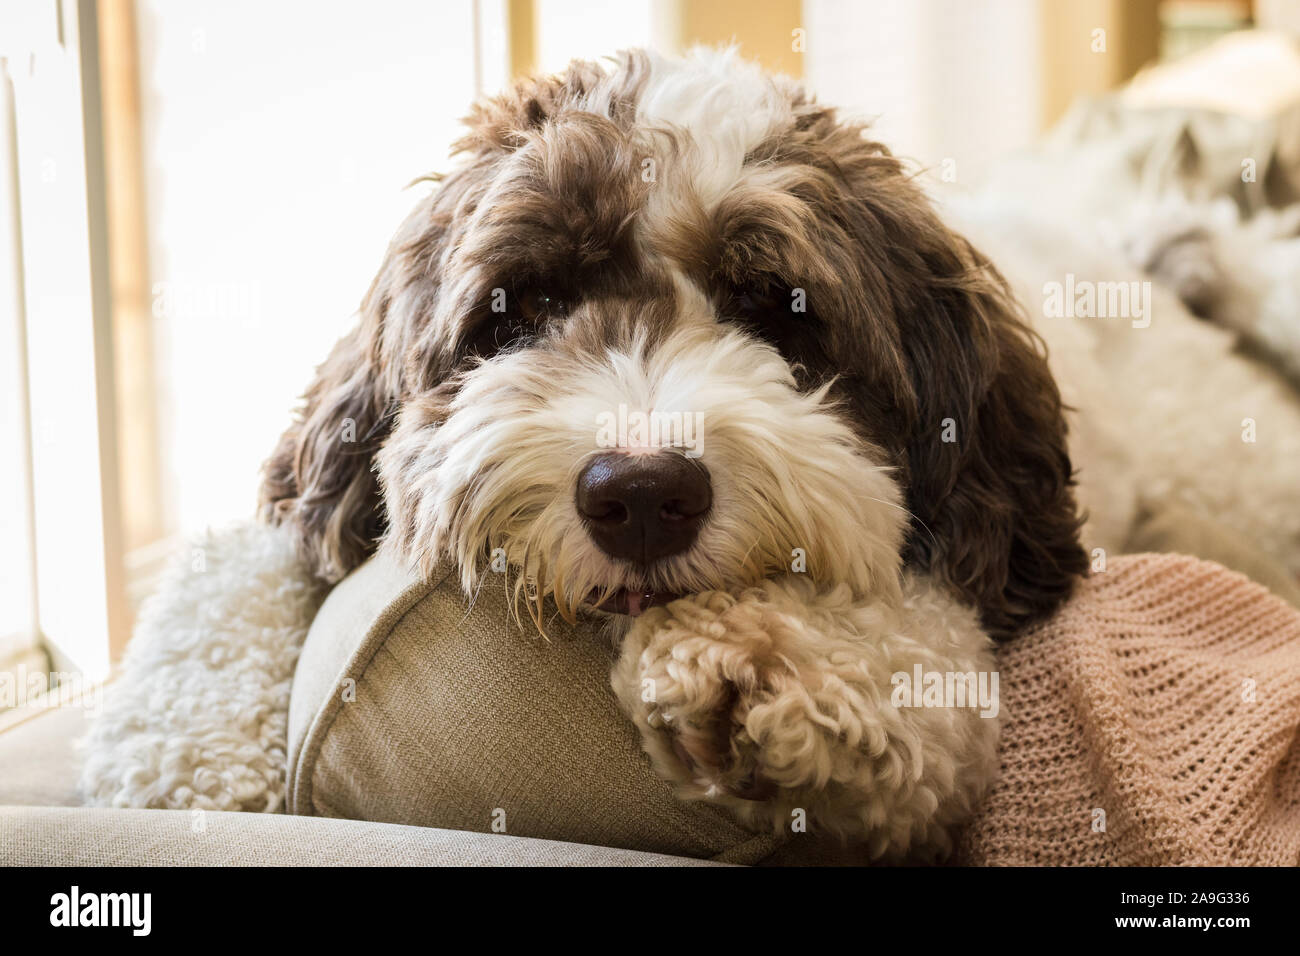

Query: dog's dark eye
[[732, 290, 779, 318], [726, 282, 803, 325], [463, 284, 571, 359], [724, 281, 824, 373], [518, 288, 569, 321]]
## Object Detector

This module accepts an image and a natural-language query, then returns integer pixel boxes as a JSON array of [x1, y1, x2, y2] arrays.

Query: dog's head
[[261, 49, 1086, 638]]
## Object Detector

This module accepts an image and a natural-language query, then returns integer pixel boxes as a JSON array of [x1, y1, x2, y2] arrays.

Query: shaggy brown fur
[[259, 51, 1086, 638]]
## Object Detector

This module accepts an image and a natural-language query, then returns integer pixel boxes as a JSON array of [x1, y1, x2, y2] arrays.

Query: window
[[0, 0, 503, 697]]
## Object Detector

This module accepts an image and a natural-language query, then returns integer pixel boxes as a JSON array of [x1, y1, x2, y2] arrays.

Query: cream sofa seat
[[0, 704, 91, 808], [0, 696, 725, 866], [0, 804, 720, 866]]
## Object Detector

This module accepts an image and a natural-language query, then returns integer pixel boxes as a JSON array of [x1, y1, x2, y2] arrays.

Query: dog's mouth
[[584, 587, 682, 617]]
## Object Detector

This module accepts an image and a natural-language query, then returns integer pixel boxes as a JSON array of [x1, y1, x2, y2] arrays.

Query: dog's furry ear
[[259, 169, 480, 581], [899, 239, 1088, 639], [259, 305, 393, 583], [809, 117, 1087, 637]]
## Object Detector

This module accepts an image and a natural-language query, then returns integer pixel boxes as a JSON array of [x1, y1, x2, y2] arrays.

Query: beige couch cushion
[[0, 806, 724, 866], [0, 703, 93, 807], [287, 552, 825, 865]]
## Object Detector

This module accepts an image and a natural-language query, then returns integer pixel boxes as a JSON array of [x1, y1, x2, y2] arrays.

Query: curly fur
[[611, 574, 999, 861], [79, 523, 324, 811]]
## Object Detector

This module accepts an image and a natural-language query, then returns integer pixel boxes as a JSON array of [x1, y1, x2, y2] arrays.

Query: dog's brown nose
[[575, 452, 711, 563]]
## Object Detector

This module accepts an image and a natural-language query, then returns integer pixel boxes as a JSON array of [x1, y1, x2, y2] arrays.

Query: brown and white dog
[[257, 49, 1300, 858]]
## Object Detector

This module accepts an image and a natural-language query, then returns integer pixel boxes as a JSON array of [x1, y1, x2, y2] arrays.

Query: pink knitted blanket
[[956, 553, 1300, 865]]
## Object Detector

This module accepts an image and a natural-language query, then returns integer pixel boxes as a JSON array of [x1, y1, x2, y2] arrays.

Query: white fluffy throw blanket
[[80, 523, 323, 811]]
